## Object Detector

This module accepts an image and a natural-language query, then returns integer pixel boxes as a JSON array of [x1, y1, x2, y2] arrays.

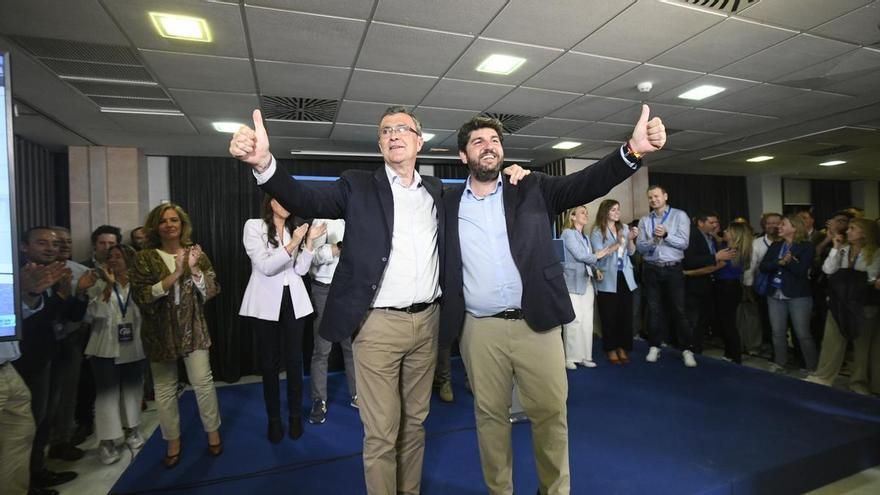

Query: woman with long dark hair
[[713, 222, 753, 364], [590, 199, 639, 364], [760, 214, 817, 372], [240, 195, 325, 442], [130, 203, 221, 468]]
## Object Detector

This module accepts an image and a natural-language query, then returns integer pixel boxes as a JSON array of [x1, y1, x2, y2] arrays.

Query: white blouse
[[84, 279, 145, 364]]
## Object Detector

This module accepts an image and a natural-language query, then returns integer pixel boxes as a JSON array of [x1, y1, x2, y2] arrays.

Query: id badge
[[117, 323, 134, 343], [617, 258, 624, 270], [772, 275, 783, 286]]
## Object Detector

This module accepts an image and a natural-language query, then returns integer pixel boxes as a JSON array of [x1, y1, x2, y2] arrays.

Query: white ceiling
[[1, 0, 879, 179]]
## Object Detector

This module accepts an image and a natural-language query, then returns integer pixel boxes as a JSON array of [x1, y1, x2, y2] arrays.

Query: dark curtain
[[648, 172, 749, 227], [13, 135, 69, 230], [809, 179, 851, 224]]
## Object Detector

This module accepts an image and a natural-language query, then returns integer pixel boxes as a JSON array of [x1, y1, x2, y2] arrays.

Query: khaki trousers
[[460, 314, 570, 495], [353, 304, 439, 495], [814, 308, 880, 394], [151, 349, 221, 440], [0, 363, 36, 495]]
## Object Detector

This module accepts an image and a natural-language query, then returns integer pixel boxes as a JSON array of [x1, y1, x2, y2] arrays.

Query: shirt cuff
[[151, 281, 168, 298], [22, 296, 45, 318], [619, 145, 638, 170], [192, 273, 207, 298], [253, 156, 277, 185]]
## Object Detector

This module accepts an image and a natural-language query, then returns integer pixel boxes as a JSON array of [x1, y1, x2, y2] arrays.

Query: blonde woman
[[130, 203, 221, 468], [713, 222, 753, 364], [560, 206, 614, 369], [759, 214, 817, 371], [809, 218, 880, 394]]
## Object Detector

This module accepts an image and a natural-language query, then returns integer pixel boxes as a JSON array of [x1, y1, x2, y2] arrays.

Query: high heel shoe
[[607, 350, 621, 365], [617, 348, 630, 364], [164, 443, 181, 468], [207, 433, 223, 456]]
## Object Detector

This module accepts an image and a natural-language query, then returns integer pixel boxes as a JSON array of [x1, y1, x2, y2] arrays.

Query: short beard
[[467, 155, 501, 182]]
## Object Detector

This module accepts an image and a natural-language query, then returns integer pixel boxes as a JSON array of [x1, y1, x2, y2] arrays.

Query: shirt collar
[[384, 164, 422, 189], [464, 174, 503, 200]]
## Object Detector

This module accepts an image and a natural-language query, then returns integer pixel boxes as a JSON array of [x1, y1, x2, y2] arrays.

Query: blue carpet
[[112, 342, 880, 494]]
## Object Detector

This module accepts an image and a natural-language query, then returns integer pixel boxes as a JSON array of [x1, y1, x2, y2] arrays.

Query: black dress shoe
[[289, 416, 303, 440], [268, 417, 283, 444], [31, 469, 77, 488], [48, 442, 86, 461]]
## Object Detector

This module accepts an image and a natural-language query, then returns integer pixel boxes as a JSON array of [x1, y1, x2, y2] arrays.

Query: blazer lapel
[[373, 167, 394, 237], [502, 180, 517, 237]]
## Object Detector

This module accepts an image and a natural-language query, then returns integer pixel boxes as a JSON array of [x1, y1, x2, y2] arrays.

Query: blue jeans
[[767, 295, 817, 370]]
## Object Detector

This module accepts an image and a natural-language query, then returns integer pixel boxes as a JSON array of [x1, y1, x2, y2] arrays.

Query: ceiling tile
[[246, 6, 364, 65], [716, 34, 857, 82], [255, 61, 350, 99], [662, 108, 777, 134], [345, 70, 437, 105], [524, 52, 638, 93], [420, 78, 513, 111], [169, 89, 259, 118], [500, 135, 557, 149], [482, 0, 634, 49], [738, 0, 872, 30], [700, 84, 809, 115], [104, 0, 249, 57], [0, 0, 126, 44], [336, 100, 398, 126], [651, 75, 759, 105], [565, 122, 632, 141], [488, 87, 581, 117], [356, 23, 472, 76], [413, 107, 480, 130], [574, 0, 723, 62], [650, 17, 796, 73], [756, 90, 855, 118], [104, 114, 197, 134], [265, 120, 333, 138], [550, 95, 638, 120], [246, 0, 374, 19], [330, 123, 383, 142], [663, 130, 724, 151], [772, 48, 880, 90], [518, 118, 591, 137], [374, 0, 506, 34], [810, 2, 880, 45], [590, 64, 702, 99], [445, 38, 563, 85], [601, 103, 691, 126], [141, 50, 255, 93]]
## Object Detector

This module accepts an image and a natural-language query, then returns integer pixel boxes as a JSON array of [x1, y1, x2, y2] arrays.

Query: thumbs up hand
[[628, 104, 666, 155], [229, 109, 272, 171]]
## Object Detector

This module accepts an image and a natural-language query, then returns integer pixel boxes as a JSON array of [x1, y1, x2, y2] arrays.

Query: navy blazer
[[759, 240, 814, 298], [683, 224, 718, 294], [440, 150, 638, 346], [15, 289, 87, 374], [260, 164, 445, 343]]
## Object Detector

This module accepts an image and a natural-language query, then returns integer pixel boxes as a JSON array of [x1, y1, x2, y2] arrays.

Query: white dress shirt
[[744, 234, 773, 287], [309, 219, 345, 284]]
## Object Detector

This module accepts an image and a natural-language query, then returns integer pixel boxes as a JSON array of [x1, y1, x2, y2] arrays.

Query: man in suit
[[440, 105, 666, 495], [682, 211, 736, 355], [229, 106, 526, 494]]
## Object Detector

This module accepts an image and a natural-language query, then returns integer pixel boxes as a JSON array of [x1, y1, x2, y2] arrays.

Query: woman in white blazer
[[239, 195, 325, 443], [590, 199, 639, 365]]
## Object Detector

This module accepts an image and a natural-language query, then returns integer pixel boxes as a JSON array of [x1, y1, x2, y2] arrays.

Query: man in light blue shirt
[[636, 186, 696, 366]]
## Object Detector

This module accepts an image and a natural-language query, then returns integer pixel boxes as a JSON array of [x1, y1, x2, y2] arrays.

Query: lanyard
[[777, 242, 791, 260], [113, 284, 131, 319], [650, 208, 672, 234]]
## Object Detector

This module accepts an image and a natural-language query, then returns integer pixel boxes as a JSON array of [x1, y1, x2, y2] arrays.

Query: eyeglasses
[[379, 124, 420, 137]]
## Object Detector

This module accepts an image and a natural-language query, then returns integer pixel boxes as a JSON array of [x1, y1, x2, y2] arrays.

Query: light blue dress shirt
[[636, 207, 690, 263], [458, 176, 523, 316]]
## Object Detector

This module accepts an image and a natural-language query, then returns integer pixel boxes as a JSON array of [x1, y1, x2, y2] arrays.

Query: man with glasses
[[229, 105, 527, 494]]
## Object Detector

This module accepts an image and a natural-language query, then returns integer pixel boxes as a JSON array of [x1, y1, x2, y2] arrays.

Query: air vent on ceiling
[[13, 36, 141, 65], [804, 145, 860, 157], [68, 81, 169, 99], [261, 96, 339, 122], [481, 113, 540, 134], [89, 97, 178, 111], [676, 0, 760, 14]]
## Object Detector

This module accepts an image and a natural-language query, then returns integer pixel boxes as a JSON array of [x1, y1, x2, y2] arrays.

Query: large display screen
[[0, 52, 20, 341]]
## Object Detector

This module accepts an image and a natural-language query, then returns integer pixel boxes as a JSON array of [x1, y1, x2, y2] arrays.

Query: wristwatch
[[624, 141, 643, 162]]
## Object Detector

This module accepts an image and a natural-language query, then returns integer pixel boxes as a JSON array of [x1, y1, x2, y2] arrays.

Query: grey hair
[[378, 106, 422, 136]]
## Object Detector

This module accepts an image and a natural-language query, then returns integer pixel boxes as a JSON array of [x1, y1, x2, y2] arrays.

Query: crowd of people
[[1, 102, 876, 495]]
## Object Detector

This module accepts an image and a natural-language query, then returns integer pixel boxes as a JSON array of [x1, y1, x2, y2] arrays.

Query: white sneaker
[[803, 374, 830, 386], [580, 360, 597, 368], [99, 440, 121, 465], [646, 346, 661, 363], [682, 350, 697, 368], [125, 428, 145, 450], [565, 361, 577, 370]]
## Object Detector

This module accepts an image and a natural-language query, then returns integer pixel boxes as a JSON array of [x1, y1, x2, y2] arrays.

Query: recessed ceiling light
[[476, 54, 526, 75], [678, 85, 726, 101], [149, 12, 211, 42], [552, 141, 582, 150], [819, 160, 846, 166], [429, 148, 449, 152], [213, 122, 244, 133], [746, 155, 774, 163], [421, 132, 436, 142]]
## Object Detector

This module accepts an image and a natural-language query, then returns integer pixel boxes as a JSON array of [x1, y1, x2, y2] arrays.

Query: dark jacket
[[260, 164, 445, 343], [759, 240, 814, 298], [683, 225, 717, 294], [15, 289, 87, 374], [440, 149, 638, 346]]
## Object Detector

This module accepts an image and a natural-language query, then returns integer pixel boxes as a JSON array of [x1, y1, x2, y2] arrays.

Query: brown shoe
[[207, 432, 223, 456], [164, 442, 181, 468], [607, 350, 621, 364], [617, 348, 630, 363]]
